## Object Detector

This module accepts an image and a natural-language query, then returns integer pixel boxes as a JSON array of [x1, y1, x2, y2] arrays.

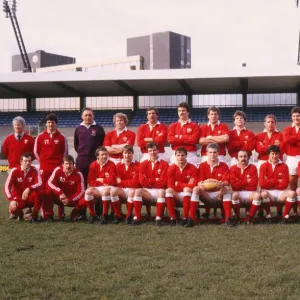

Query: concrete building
[[12, 50, 76, 72], [127, 31, 191, 70]]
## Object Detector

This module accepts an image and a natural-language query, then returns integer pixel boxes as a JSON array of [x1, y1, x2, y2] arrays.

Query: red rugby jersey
[[116, 160, 140, 188], [139, 159, 169, 189], [168, 120, 200, 152], [229, 163, 258, 191], [198, 161, 229, 183], [48, 166, 85, 202], [259, 161, 289, 190], [200, 122, 229, 156], [103, 129, 136, 159], [137, 122, 167, 154], [227, 128, 255, 158], [167, 162, 198, 192], [283, 125, 300, 156], [5, 165, 42, 200], [87, 160, 116, 187]]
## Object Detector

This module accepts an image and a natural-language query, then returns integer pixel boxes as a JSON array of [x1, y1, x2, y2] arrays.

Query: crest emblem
[[54, 139, 59, 144], [123, 137, 128, 142], [17, 177, 23, 182], [157, 169, 161, 174], [187, 128, 192, 133], [156, 131, 160, 135], [24, 139, 28, 144], [59, 177, 65, 182], [70, 181, 74, 185], [27, 177, 32, 182], [91, 130, 96, 136], [105, 172, 109, 178], [44, 139, 49, 144]]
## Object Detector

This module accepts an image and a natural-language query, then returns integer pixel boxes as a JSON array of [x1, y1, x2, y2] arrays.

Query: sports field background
[[1, 174, 300, 300]]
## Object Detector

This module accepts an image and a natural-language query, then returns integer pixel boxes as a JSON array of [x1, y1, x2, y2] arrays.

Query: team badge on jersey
[[54, 139, 59, 144], [91, 130, 96, 136], [186, 175, 191, 180], [27, 177, 32, 182], [246, 174, 250, 178], [24, 139, 28, 144], [187, 128, 192, 133], [157, 169, 161, 174], [105, 172, 109, 178], [17, 177, 23, 182], [69, 181, 74, 185], [123, 137, 128, 142], [245, 136, 248, 140], [156, 130, 160, 135], [59, 177, 65, 182], [217, 173, 222, 178], [44, 139, 49, 144], [278, 173, 282, 178]]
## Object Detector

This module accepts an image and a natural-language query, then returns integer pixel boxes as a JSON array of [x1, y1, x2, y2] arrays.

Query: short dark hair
[[45, 113, 58, 124], [175, 147, 187, 156], [207, 106, 220, 115], [146, 107, 159, 116], [62, 155, 75, 164], [123, 144, 134, 153], [233, 110, 246, 122], [236, 150, 248, 159], [177, 102, 190, 113], [146, 141, 159, 150], [267, 145, 280, 154], [291, 107, 300, 115], [20, 152, 33, 161], [95, 146, 108, 157]]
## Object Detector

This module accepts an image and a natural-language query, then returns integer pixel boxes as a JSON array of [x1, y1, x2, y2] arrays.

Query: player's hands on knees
[[22, 188, 30, 201], [62, 198, 70, 205]]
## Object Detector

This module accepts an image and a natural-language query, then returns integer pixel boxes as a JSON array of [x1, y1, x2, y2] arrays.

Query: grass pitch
[[1, 174, 300, 300]]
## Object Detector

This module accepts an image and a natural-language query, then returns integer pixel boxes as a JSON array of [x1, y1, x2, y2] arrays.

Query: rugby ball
[[203, 179, 219, 191]]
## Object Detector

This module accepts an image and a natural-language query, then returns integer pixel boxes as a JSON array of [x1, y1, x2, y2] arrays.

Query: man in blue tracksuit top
[[74, 108, 105, 187]]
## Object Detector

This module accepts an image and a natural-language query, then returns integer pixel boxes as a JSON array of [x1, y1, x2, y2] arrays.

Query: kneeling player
[[191, 143, 231, 227], [5, 152, 42, 221], [110, 145, 140, 224], [47, 155, 92, 221], [166, 147, 198, 225], [260, 145, 296, 223], [132, 141, 169, 226], [230, 150, 261, 224], [85, 146, 116, 224]]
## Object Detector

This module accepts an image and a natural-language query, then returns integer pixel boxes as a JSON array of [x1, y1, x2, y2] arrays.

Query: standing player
[[166, 147, 198, 225], [260, 145, 296, 223], [5, 153, 42, 221], [137, 107, 168, 162], [47, 155, 96, 221], [227, 110, 256, 166], [110, 145, 140, 224], [103, 113, 135, 164], [168, 102, 201, 167], [74, 107, 105, 186], [230, 150, 261, 224], [34, 113, 68, 221], [84, 146, 116, 224], [2, 116, 35, 169], [132, 142, 169, 226], [255, 114, 284, 171], [190, 143, 231, 227], [199, 106, 229, 163], [283, 106, 300, 191]]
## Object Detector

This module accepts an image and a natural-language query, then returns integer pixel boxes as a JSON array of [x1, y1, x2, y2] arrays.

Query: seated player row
[[5, 142, 300, 227]]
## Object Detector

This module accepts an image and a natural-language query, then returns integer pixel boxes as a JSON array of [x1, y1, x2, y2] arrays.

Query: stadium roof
[[0, 67, 300, 98]]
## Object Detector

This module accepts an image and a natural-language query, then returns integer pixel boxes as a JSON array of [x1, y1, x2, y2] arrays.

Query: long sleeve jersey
[[116, 160, 140, 188], [87, 160, 116, 187], [139, 159, 169, 189], [137, 122, 168, 154], [255, 131, 284, 161], [283, 125, 300, 156], [200, 122, 229, 156], [167, 120, 201, 152], [229, 163, 258, 191], [34, 130, 68, 169], [198, 161, 229, 183], [48, 166, 85, 202], [5, 165, 42, 200], [74, 122, 105, 157], [227, 128, 256, 158], [2, 133, 35, 168], [167, 162, 198, 192], [103, 129, 136, 159], [259, 161, 289, 190]]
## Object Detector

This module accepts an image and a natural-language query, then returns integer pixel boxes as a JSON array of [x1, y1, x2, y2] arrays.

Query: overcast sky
[[0, 0, 299, 73]]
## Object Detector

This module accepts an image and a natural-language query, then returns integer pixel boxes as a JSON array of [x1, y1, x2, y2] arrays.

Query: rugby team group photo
[[4, 102, 300, 228]]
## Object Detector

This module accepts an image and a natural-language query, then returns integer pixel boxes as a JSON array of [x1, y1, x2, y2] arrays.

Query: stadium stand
[[0, 106, 294, 127]]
